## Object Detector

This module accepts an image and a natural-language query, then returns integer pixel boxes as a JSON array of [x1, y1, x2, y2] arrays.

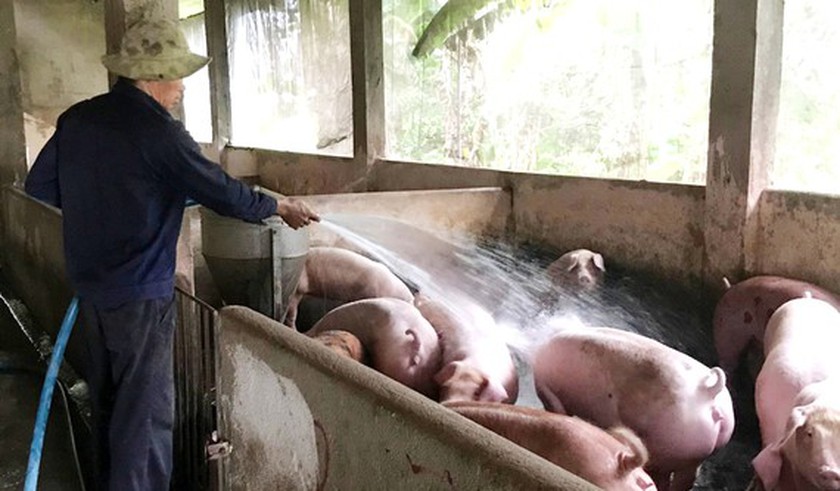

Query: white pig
[[414, 293, 519, 403], [307, 297, 442, 398], [753, 297, 840, 491], [285, 246, 414, 329], [533, 327, 735, 491], [546, 248, 606, 292]]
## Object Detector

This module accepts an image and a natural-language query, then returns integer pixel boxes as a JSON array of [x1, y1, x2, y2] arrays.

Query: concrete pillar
[[704, 0, 783, 293], [0, 1, 27, 265], [0, 1, 27, 189], [349, 0, 384, 173], [204, 0, 232, 155]]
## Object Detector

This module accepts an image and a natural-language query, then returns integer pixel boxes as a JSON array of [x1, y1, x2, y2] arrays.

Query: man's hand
[[275, 196, 320, 229]]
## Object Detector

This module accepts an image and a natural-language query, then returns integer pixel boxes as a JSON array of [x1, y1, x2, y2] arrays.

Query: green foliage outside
[[180, 0, 840, 192], [774, 0, 840, 195], [384, 0, 713, 183]]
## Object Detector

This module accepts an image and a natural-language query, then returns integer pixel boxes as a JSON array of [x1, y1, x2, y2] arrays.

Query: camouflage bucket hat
[[101, 17, 210, 81]]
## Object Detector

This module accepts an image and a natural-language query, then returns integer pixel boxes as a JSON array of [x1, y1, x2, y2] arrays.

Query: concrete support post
[[704, 0, 783, 293], [105, 0, 128, 87], [348, 0, 384, 172], [0, 1, 27, 189], [0, 1, 27, 266], [204, 0, 232, 156]]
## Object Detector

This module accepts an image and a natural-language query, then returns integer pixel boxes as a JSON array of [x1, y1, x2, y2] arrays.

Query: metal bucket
[[200, 208, 308, 323]]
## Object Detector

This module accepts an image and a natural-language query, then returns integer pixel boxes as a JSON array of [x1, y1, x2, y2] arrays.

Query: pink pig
[[413, 293, 519, 404], [546, 248, 606, 292], [533, 327, 735, 491], [307, 297, 442, 398], [444, 401, 657, 490], [285, 246, 414, 329], [753, 297, 840, 491], [712, 275, 840, 376]]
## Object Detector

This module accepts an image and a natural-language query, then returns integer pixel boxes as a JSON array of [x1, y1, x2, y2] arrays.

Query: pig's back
[[533, 328, 688, 425], [763, 298, 840, 366]]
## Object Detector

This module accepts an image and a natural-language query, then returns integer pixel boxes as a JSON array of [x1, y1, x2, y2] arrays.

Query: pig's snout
[[578, 274, 595, 287], [818, 465, 840, 490], [636, 473, 657, 490]]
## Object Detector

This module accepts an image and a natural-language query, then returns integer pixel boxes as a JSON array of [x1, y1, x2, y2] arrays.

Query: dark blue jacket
[[25, 79, 277, 308]]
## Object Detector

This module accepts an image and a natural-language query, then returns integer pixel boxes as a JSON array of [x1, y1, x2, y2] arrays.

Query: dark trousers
[[80, 295, 176, 491]]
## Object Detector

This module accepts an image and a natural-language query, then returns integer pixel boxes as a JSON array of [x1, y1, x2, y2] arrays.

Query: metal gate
[[172, 288, 224, 490]]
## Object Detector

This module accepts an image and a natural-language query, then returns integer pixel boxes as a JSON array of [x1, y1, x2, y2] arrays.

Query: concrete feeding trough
[[215, 306, 597, 490], [202, 187, 601, 489]]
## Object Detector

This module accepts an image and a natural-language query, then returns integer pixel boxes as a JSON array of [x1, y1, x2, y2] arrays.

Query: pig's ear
[[779, 404, 810, 441], [592, 253, 605, 272], [789, 406, 809, 429], [752, 442, 783, 490], [609, 427, 649, 470], [433, 362, 459, 385], [617, 450, 644, 475]]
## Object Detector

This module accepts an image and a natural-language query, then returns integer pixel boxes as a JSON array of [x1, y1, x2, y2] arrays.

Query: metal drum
[[200, 207, 308, 323]]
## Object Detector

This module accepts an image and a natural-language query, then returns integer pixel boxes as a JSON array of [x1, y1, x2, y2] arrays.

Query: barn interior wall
[[755, 190, 840, 294], [257, 150, 707, 291], [13, 0, 107, 167], [2, 0, 840, 356], [0, 188, 80, 367], [246, 139, 840, 300]]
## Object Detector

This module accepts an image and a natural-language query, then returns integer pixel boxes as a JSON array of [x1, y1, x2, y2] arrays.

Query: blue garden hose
[[24, 296, 79, 491]]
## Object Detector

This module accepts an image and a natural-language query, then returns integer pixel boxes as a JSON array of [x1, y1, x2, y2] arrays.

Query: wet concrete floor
[[0, 303, 85, 490]]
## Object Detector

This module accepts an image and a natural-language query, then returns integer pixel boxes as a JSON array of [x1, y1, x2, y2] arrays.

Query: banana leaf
[[412, 0, 558, 58], [412, 0, 507, 58]]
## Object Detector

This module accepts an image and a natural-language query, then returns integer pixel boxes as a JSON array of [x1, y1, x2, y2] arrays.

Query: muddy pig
[[753, 297, 840, 491], [310, 329, 367, 363], [444, 401, 657, 490], [307, 298, 441, 398], [534, 327, 735, 491], [285, 246, 414, 329], [713, 275, 840, 376], [414, 293, 518, 403]]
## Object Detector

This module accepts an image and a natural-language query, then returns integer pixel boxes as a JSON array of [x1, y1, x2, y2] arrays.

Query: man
[[24, 15, 319, 490]]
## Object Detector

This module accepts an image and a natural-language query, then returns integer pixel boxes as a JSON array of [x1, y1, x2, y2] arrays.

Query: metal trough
[[200, 208, 309, 323]]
